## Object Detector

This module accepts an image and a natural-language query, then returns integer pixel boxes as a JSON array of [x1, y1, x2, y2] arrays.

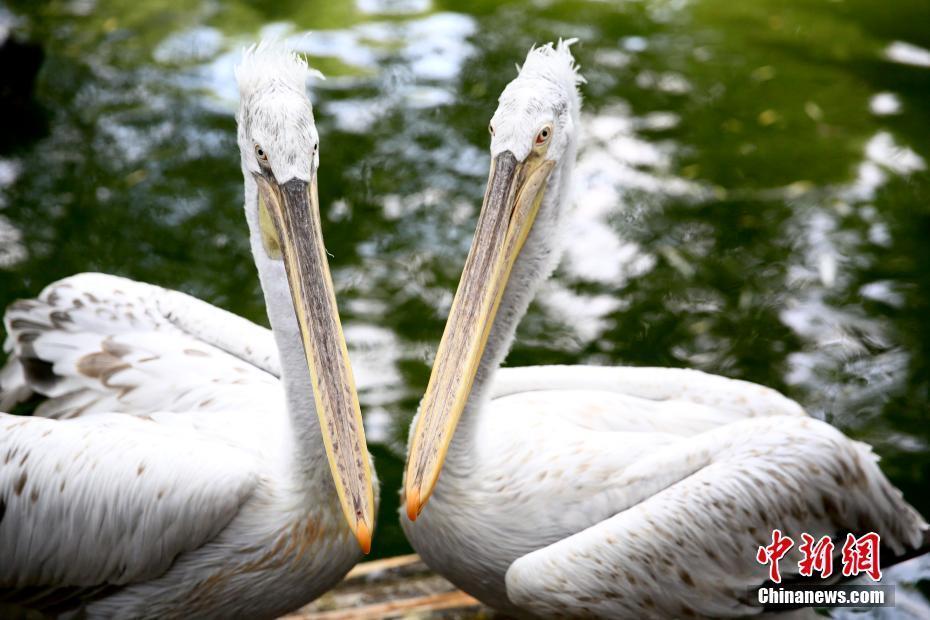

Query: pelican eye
[[255, 144, 268, 163], [535, 126, 551, 145], [489, 123, 495, 136]]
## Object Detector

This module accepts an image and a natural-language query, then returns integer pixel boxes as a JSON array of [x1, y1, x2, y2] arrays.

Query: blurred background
[[0, 0, 927, 596]]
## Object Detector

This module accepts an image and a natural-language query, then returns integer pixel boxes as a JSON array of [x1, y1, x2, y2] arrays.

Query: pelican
[[0, 43, 377, 618], [401, 40, 928, 618]]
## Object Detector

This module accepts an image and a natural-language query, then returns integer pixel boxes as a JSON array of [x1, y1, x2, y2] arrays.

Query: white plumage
[[401, 41, 928, 618], [1, 274, 280, 419], [0, 42, 376, 618]]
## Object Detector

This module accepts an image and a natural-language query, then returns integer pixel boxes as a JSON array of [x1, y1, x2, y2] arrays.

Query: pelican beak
[[255, 170, 375, 554], [404, 150, 555, 520]]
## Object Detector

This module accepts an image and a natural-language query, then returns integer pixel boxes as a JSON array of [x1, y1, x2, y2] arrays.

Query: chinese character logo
[[757, 529, 794, 583], [798, 534, 834, 578], [841, 532, 882, 581], [757, 531, 882, 583]]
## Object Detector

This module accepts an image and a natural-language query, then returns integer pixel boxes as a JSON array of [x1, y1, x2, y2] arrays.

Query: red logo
[[841, 532, 882, 581], [756, 531, 882, 583], [756, 529, 794, 583], [798, 534, 835, 578]]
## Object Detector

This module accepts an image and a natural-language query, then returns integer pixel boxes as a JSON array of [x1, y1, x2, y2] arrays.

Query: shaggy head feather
[[490, 39, 584, 162], [235, 41, 323, 184]]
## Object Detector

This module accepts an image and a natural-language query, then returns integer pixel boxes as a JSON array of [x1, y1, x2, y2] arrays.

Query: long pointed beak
[[404, 150, 555, 520], [256, 172, 375, 553]]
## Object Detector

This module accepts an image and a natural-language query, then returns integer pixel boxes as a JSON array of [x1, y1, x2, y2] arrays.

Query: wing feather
[[0, 412, 258, 590], [491, 365, 806, 421], [505, 416, 927, 618], [1, 273, 281, 418]]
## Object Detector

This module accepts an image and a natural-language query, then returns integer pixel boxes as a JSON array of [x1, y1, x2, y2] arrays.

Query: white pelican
[[401, 40, 928, 618], [0, 43, 377, 618]]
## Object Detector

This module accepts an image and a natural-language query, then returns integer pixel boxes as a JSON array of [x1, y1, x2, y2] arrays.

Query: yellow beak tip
[[405, 487, 421, 522], [355, 520, 372, 554]]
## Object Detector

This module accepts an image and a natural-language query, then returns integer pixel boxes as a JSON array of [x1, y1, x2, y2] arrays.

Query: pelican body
[[0, 43, 376, 618], [402, 41, 928, 618]]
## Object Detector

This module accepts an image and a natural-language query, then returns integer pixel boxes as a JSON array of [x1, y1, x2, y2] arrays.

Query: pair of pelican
[[0, 40, 926, 619]]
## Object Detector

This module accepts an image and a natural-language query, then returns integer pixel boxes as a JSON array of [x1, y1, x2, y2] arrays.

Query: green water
[[1, 0, 928, 583]]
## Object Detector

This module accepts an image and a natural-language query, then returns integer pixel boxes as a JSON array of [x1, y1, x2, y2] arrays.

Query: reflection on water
[[0, 0, 928, 594], [885, 41, 930, 68], [0, 158, 25, 268]]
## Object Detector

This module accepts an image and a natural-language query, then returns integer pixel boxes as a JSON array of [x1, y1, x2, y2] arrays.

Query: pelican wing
[[504, 415, 928, 618], [491, 365, 806, 420], [0, 411, 258, 610], [1, 273, 280, 418]]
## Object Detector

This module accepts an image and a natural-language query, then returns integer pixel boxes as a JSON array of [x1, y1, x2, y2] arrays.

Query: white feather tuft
[[235, 40, 324, 99], [518, 38, 586, 92]]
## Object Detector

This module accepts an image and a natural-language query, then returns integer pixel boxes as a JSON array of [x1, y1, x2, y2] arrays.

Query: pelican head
[[236, 43, 374, 553], [405, 40, 584, 519]]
